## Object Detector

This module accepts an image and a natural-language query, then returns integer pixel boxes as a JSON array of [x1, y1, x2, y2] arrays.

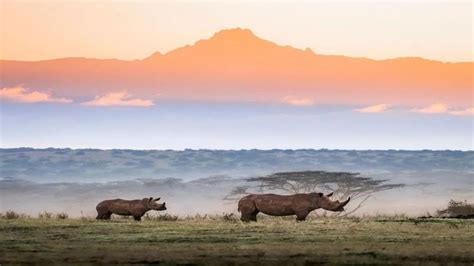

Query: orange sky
[[0, 2, 472, 150], [1, 2, 472, 113], [1, 1, 472, 62], [1, 28, 472, 110]]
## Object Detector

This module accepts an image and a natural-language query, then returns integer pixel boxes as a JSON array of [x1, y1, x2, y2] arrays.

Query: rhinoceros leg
[[240, 214, 250, 222], [96, 211, 111, 220], [249, 211, 258, 222], [239, 197, 259, 222], [295, 211, 309, 222], [241, 212, 253, 222], [96, 205, 108, 220], [240, 209, 259, 222], [133, 216, 142, 221], [102, 212, 112, 220]]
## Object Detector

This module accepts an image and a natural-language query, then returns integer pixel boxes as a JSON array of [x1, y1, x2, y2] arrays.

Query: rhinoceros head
[[313, 192, 350, 212], [143, 197, 167, 211]]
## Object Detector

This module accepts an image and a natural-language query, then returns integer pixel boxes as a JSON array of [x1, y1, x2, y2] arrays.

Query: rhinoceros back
[[253, 194, 296, 216], [97, 199, 139, 215]]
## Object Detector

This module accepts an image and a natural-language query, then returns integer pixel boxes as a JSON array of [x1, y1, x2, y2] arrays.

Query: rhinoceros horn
[[335, 197, 351, 211]]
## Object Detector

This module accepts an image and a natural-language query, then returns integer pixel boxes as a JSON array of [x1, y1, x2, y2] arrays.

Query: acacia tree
[[225, 171, 404, 215]]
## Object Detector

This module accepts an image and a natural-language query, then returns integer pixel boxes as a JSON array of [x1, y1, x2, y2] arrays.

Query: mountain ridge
[[1, 28, 472, 106], [2, 28, 470, 63]]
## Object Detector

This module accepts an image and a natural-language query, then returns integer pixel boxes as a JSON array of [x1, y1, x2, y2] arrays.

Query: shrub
[[437, 200, 474, 217], [3, 210, 20, 219], [56, 212, 68, 219], [38, 211, 53, 219], [221, 213, 239, 222]]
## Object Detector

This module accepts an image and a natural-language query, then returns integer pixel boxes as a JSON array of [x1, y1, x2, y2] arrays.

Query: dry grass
[[144, 212, 240, 222], [144, 213, 179, 221], [0, 213, 473, 265]]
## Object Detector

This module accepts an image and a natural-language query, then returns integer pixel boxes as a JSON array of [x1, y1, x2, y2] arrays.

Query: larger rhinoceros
[[238, 192, 350, 222]]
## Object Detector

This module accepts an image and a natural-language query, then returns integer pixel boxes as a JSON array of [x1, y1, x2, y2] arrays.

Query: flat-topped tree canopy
[[226, 171, 405, 215]]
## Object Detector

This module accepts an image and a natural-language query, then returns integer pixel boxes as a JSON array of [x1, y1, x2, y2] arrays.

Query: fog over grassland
[[0, 148, 473, 217]]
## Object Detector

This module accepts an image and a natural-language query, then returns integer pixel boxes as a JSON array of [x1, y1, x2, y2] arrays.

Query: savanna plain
[[1, 214, 473, 265]]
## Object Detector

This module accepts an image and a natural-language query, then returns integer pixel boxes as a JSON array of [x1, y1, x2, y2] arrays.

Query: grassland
[[1, 215, 473, 265]]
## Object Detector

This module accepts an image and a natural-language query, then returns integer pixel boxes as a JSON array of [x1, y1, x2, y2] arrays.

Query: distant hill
[[1, 148, 472, 182], [1, 28, 472, 106]]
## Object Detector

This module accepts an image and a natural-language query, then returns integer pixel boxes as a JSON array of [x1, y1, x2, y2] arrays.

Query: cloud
[[281, 96, 314, 106], [82, 91, 154, 107], [411, 104, 474, 116], [355, 104, 389, 113], [449, 107, 474, 116], [0, 86, 72, 103], [411, 103, 448, 114]]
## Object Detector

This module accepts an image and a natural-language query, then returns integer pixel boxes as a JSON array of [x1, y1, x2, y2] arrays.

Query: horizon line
[[1, 28, 472, 64], [1, 147, 472, 152]]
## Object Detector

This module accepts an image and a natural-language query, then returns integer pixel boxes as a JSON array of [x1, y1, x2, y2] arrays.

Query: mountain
[[1, 28, 472, 105]]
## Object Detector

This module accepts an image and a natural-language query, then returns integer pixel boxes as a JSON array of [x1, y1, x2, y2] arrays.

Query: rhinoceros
[[238, 192, 350, 222], [96, 197, 166, 221]]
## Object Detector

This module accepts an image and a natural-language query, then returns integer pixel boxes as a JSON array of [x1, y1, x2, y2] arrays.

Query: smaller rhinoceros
[[238, 192, 350, 222], [96, 197, 166, 221]]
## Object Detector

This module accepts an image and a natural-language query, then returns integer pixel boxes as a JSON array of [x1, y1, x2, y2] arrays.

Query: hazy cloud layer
[[2, 87, 471, 118], [82, 91, 154, 107], [449, 107, 474, 116], [412, 103, 474, 116], [351, 103, 473, 116], [0, 86, 72, 103], [355, 104, 389, 113], [412, 103, 448, 114], [281, 96, 314, 106]]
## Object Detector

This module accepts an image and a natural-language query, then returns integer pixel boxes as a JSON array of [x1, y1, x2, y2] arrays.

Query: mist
[[1, 148, 473, 217]]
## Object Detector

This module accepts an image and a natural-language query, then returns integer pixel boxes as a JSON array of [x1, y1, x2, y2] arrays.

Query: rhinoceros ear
[[149, 197, 153, 202], [154, 197, 161, 201], [326, 192, 334, 197], [316, 192, 323, 197]]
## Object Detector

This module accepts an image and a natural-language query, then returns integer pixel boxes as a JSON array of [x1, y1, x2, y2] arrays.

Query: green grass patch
[[0, 217, 473, 264]]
